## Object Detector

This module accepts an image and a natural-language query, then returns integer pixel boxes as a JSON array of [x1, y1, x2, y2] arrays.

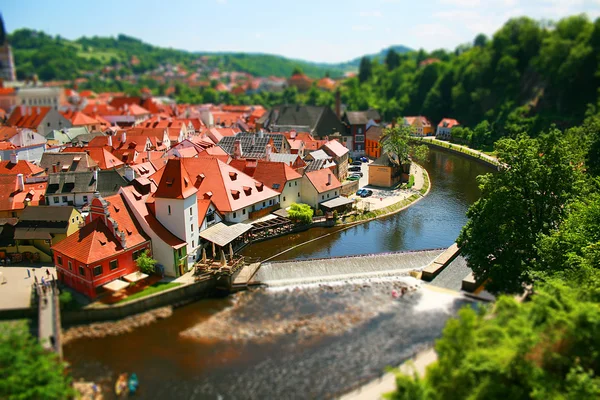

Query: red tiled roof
[[322, 139, 349, 158], [404, 116, 432, 127], [0, 142, 16, 150], [438, 118, 460, 128], [154, 158, 198, 199], [198, 146, 229, 163], [251, 161, 302, 193], [128, 104, 151, 116], [7, 106, 52, 130], [51, 194, 149, 264], [305, 169, 341, 193], [61, 110, 100, 127], [0, 126, 19, 141], [0, 175, 47, 212], [0, 87, 15, 95], [0, 160, 45, 176]]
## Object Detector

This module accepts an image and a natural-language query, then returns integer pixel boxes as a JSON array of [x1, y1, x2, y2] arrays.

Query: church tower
[[0, 14, 16, 82]]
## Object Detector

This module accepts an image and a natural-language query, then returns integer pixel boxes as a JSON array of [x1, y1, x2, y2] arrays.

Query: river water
[[64, 149, 494, 399]]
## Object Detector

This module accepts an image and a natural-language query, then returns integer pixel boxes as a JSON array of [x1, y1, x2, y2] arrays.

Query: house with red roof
[[51, 193, 151, 299], [61, 147, 124, 170], [0, 174, 47, 218], [436, 118, 460, 140], [0, 87, 17, 113], [322, 139, 350, 181], [7, 106, 71, 136], [316, 77, 336, 91], [60, 110, 103, 132], [288, 73, 313, 92], [301, 169, 342, 209], [403, 116, 433, 136], [0, 125, 48, 162], [248, 160, 302, 209], [0, 153, 45, 178]]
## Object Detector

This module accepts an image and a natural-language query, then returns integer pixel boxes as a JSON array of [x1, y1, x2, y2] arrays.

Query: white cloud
[[358, 10, 383, 17], [352, 25, 374, 31]]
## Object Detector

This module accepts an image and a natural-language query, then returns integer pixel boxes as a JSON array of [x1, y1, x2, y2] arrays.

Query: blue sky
[[3, 0, 600, 63]]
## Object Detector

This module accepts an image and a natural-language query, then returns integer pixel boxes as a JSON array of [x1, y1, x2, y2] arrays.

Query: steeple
[[0, 14, 6, 45]]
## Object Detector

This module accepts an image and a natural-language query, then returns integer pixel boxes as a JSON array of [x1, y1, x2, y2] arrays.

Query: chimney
[[265, 144, 272, 160], [52, 164, 58, 173], [107, 134, 113, 147], [9, 152, 18, 164], [118, 230, 127, 249], [233, 139, 243, 159], [146, 150, 151, 162], [121, 130, 127, 144], [17, 174, 25, 192], [124, 167, 136, 182], [327, 173, 332, 186], [290, 130, 296, 139], [94, 168, 98, 182], [335, 89, 341, 120]]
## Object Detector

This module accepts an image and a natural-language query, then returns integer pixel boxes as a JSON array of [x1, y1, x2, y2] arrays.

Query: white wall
[[199, 203, 223, 232], [1, 144, 46, 163], [155, 194, 199, 269], [37, 110, 72, 136], [47, 191, 94, 208], [10, 129, 46, 147], [280, 178, 302, 208], [301, 176, 340, 209], [224, 194, 280, 223]]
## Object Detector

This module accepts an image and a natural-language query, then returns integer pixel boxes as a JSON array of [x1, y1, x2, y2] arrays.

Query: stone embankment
[[62, 306, 173, 344]]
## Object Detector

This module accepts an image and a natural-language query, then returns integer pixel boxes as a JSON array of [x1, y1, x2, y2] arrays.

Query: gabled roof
[[0, 175, 47, 212], [438, 118, 460, 128], [404, 116, 432, 127], [366, 125, 384, 142], [252, 161, 302, 193], [322, 139, 349, 158], [344, 111, 369, 125], [0, 160, 45, 177], [154, 158, 198, 199], [61, 147, 124, 170], [51, 194, 149, 264], [7, 106, 52, 129], [0, 126, 19, 141], [305, 169, 341, 193], [172, 157, 280, 213], [61, 111, 100, 127], [40, 152, 98, 173], [46, 172, 96, 195]]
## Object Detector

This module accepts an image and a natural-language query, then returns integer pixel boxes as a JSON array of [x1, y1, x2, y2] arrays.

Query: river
[[64, 148, 494, 399]]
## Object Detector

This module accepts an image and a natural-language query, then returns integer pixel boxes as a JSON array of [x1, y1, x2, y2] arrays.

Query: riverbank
[[411, 136, 499, 168]]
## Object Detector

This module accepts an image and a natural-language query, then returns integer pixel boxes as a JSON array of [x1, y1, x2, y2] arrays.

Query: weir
[[254, 249, 444, 287]]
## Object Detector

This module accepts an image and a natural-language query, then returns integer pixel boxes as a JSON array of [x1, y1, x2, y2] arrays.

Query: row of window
[[53, 195, 88, 204], [57, 249, 148, 278], [231, 199, 275, 219], [24, 97, 58, 106], [321, 191, 339, 200], [283, 192, 301, 202]]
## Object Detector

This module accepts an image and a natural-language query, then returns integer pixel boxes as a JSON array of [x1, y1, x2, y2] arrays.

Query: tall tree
[[381, 122, 413, 165], [457, 131, 583, 293], [385, 49, 401, 70], [358, 56, 372, 83]]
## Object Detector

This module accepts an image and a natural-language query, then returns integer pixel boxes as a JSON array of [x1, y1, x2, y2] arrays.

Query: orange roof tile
[[154, 158, 198, 199], [305, 169, 341, 193], [251, 161, 301, 193], [61, 147, 124, 170], [438, 118, 460, 128], [51, 194, 149, 264], [0, 175, 47, 212], [0, 159, 45, 176], [7, 106, 52, 130]]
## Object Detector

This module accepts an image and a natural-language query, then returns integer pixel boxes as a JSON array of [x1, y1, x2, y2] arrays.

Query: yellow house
[[404, 116, 433, 136], [368, 153, 408, 188], [14, 205, 82, 257]]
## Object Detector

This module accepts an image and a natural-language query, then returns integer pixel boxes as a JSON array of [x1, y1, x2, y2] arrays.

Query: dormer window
[[166, 178, 174, 186], [229, 172, 237, 181], [255, 182, 264, 192], [183, 177, 189, 187], [231, 190, 240, 200], [243, 186, 252, 195], [204, 191, 213, 199]]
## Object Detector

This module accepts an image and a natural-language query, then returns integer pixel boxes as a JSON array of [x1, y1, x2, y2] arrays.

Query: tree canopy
[[381, 122, 413, 165]]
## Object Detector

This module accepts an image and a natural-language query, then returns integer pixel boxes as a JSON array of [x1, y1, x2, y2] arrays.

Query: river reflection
[[242, 148, 493, 260]]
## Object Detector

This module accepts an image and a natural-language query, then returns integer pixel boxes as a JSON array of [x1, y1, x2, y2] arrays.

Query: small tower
[[0, 14, 16, 82]]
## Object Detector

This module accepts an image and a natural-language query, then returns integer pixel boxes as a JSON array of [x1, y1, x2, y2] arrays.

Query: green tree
[[135, 250, 157, 275], [473, 33, 488, 48], [358, 56, 372, 83], [381, 122, 413, 165], [0, 322, 74, 399], [291, 66, 304, 76], [288, 203, 314, 224], [410, 144, 430, 164], [385, 49, 401, 70], [386, 282, 600, 400], [457, 131, 584, 293]]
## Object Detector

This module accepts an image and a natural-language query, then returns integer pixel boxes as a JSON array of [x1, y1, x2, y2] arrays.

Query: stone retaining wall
[[62, 277, 217, 326], [341, 180, 359, 196]]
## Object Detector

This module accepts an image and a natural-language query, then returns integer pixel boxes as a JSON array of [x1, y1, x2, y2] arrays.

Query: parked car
[[347, 175, 360, 181], [360, 157, 368, 163], [350, 172, 363, 178], [349, 166, 361, 172], [360, 189, 373, 198], [356, 188, 367, 196], [351, 161, 362, 166]]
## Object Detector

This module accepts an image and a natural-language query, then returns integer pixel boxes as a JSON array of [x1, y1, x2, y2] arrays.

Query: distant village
[[0, 17, 461, 300]]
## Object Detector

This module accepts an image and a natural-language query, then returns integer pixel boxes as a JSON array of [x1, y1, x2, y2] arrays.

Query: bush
[[332, 211, 339, 221], [59, 291, 73, 310], [288, 203, 314, 224], [135, 250, 157, 275], [407, 175, 415, 188], [315, 209, 324, 217]]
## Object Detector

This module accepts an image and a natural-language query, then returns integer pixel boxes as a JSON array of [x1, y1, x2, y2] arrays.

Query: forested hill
[[8, 29, 362, 81], [344, 15, 600, 145]]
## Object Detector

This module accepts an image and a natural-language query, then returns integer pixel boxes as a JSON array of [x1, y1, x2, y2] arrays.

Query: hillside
[[338, 45, 413, 68], [8, 29, 401, 82]]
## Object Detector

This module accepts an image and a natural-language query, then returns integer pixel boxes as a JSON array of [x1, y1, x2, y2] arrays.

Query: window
[[327, 194, 330, 198], [191, 224, 194, 232], [79, 266, 85, 276], [93, 265, 102, 276], [71, 218, 74, 223], [53, 196, 59, 204], [263, 202, 266, 207], [233, 212, 237, 218], [68, 261, 72, 271], [298, 192, 300, 197], [322, 195, 325, 200], [283, 197, 286, 202], [109, 260, 118, 270], [57, 256, 63, 265], [242, 209, 245, 215], [62, 196, 68, 203], [295, 181, 298, 186], [358, 128, 363, 134], [82, 195, 88, 203], [189, 208, 193, 215], [269, 199, 273, 205], [168, 205, 172, 215], [47, 122, 50, 127], [355, 135, 365, 143], [335, 191, 338, 196], [192, 241, 195, 248], [288, 182, 291, 188]]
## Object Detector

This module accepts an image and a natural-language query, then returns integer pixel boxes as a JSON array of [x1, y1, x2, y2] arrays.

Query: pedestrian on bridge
[[26, 269, 31, 279]]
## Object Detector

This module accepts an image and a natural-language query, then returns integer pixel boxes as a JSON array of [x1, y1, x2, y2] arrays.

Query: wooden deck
[[231, 262, 262, 290]]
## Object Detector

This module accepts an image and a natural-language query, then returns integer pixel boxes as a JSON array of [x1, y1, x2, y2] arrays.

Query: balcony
[[248, 203, 280, 220]]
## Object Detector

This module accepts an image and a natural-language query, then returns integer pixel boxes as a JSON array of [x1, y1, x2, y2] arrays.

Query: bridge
[[36, 281, 62, 359]]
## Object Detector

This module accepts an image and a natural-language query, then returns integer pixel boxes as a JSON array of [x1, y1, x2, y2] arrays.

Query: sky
[[3, 0, 600, 63]]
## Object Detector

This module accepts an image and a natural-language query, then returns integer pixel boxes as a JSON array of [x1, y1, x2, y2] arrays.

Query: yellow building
[[404, 116, 433, 136], [14, 205, 82, 257], [368, 153, 408, 188]]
